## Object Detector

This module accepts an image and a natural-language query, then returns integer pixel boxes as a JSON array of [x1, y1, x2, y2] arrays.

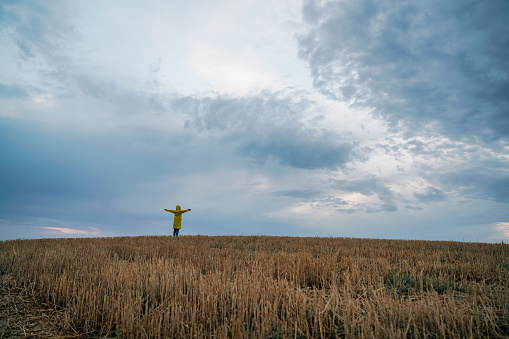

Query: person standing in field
[[164, 205, 191, 237]]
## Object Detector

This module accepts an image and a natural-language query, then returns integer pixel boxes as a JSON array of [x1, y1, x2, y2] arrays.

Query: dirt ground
[[0, 275, 81, 339]]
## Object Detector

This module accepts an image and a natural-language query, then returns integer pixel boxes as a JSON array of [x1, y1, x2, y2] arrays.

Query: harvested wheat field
[[0, 236, 508, 338]]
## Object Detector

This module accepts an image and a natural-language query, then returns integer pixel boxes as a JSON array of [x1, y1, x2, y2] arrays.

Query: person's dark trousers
[[173, 229, 179, 237]]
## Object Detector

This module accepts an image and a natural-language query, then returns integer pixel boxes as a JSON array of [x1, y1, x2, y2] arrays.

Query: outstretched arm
[[164, 209, 175, 214], [182, 209, 191, 213]]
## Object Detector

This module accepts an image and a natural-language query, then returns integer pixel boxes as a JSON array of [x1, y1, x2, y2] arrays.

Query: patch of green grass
[[384, 272, 467, 296]]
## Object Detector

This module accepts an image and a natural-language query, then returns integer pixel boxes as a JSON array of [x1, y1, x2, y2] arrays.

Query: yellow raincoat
[[165, 205, 191, 229]]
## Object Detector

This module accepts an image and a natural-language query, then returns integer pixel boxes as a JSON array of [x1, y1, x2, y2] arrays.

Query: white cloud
[[188, 44, 276, 96], [41, 226, 100, 235], [494, 222, 509, 240]]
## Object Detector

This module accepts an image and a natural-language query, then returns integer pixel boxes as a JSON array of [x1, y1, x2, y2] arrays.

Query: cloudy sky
[[1, 0, 508, 242]]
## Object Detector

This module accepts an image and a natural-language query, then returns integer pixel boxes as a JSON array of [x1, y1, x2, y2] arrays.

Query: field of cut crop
[[0, 236, 508, 338]]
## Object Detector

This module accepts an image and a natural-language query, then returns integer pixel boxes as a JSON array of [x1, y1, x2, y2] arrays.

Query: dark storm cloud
[[72, 73, 160, 116], [414, 187, 447, 204], [313, 195, 353, 213], [173, 93, 352, 170], [240, 132, 350, 170], [74, 75, 114, 100], [330, 177, 398, 212], [439, 166, 509, 204], [298, 0, 509, 141]]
